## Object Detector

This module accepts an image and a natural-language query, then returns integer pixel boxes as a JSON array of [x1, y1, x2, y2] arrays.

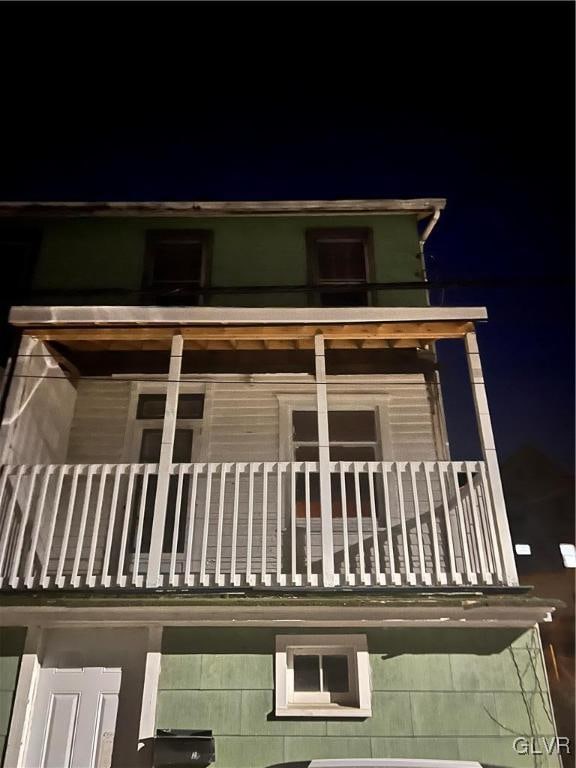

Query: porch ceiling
[[24, 320, 476, 352]]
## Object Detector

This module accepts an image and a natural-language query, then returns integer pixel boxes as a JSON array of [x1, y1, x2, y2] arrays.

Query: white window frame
[[277, 393, 392, 462], [122, 381, 207, 462], [275, 634, 371, 718]]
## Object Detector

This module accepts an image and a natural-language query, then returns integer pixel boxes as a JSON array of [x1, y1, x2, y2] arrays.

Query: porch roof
[[10, 305, 487, 328]]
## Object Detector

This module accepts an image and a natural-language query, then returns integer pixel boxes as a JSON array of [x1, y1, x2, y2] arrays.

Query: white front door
[[25, 667, 121, 768]]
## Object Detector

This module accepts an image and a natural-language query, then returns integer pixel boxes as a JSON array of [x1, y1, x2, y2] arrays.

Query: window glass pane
[[137, 394, 166, 420], [294, 446, 320, 461], [177, 394, 205, 419], [293, 655, 321, 692], [173, 429, 193, 463], [137, 394, 204, 420], [328, 411, 376, 442], [329, 445, 376, 461], [151, 241, 203, 284], [139, 429, 193, 462], [323, 655, 349, 693], [316, 240, 366, 281], [139, 429, 162, 461], [293, 411, 318, 442]]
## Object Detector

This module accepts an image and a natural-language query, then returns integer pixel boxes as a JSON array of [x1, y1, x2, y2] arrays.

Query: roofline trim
[[0, 198, 446, 219]]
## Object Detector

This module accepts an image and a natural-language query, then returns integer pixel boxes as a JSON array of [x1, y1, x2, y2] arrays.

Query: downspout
[[419, 205, 442, 248]]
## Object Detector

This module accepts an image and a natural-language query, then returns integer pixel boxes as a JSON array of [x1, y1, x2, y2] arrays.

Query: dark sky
[[0, 1, 574, 468]]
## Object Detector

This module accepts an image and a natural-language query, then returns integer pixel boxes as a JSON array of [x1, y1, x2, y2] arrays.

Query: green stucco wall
[[157, 626, 560, 768], [0, 627, 25, 766], [22, 214, 424, 306]]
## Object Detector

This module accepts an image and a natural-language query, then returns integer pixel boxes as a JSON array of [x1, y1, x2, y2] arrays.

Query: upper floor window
[[307, 228, 373, 307], [144, 230, 212, 305]]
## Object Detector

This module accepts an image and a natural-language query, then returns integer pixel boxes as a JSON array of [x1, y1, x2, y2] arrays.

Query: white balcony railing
[[0, 460, 507, 590]]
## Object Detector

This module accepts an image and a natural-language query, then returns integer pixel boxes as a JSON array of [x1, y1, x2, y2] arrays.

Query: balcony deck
[[0, 459, 508, 590]]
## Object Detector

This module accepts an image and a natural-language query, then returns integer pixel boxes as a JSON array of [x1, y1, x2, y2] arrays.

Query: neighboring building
[[0, 200, 565, 768]]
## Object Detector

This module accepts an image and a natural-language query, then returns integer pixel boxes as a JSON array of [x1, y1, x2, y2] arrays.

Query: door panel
[[26, 668, 121, 768]]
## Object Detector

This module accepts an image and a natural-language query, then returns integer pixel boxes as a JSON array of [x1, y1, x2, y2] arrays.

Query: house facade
[[0, 200, 564, 768]]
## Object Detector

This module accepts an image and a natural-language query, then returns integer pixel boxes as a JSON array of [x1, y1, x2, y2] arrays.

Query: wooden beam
[[44, 341, 80, 383], [26, 320, 475, 346]]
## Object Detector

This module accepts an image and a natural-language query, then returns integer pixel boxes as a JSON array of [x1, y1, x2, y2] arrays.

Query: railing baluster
[[465, 462, 490, 584], [353, 462, 369, 585], [339, 462, 352, 585], [215, 463, 227, 587], [116, 464, 138, 587], [304, 462, 312, 585], [423, 462, 445, 585], [169, 465, 185, 587], [9, 466, 42, 588], [101, 464, 123, 587], [395, 462, 414, 585], [381, 463, 400, 585], [450, 463, 475, 584], [479, 462, 503, 583], [367, 463, 384, 585], [56, 465, 81, 588], [0, 466, 32, 587], [22, 466, 54, 589], [230, 463, 241, 586], [290, 463, 299, 586], [200, 464, 214, 586], [40, 465, 66, 588], [409, 463, 429, 585], [437, 462, 461, 585], [184, 464, 200, 587], [245, 463, 255, 586], [131, 465, 151, 587], [276, 463, 284, 586], [261, 462, 271, 586], [71, 465, 96, 588], [86, 464, 110, 588]]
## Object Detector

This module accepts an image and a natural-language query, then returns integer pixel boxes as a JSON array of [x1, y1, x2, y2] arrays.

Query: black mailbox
[[154, 729, 215, 767]]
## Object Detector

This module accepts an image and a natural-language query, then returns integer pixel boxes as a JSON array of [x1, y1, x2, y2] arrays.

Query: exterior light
[[514, 544, 531, 556]]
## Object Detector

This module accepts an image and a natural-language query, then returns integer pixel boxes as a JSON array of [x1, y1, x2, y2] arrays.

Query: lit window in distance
[[559, 543, 576, 568]]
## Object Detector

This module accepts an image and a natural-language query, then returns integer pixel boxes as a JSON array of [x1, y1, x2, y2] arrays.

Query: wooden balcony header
[[25, 321, 476, 351]]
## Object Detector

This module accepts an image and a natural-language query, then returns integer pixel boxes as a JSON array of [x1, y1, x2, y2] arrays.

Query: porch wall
[[3, 340, 76, 465], [157, 625, 560, 768], [0, 627, 26, 765], [64, 374, 441, 464]]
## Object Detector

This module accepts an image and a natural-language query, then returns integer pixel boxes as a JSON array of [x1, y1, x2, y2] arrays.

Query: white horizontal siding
[[5, 340, 76, 465], [66, 380, 131, 463]]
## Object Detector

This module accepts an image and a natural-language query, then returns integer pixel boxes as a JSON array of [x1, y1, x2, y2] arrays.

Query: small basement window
[[275, 634, 371, 717]]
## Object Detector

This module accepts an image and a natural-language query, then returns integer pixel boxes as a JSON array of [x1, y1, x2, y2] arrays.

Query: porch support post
[[314, 333, 336, 586], [465, 331, 518, 585], [146, 334, 183, 587]]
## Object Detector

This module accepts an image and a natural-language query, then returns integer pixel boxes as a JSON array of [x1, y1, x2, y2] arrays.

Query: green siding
[[23, 214, 425, 307], [0, 628, 25, 768], [157, 627, 560, 768]]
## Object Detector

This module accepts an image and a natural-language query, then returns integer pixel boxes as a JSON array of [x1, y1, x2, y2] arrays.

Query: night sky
[[0, 1, 573, 469]]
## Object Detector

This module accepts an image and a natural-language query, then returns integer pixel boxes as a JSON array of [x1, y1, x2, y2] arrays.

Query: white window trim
[[122, 381, 207, 462], [275, 634, 371, 718], [276, 392, 393, 462]]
